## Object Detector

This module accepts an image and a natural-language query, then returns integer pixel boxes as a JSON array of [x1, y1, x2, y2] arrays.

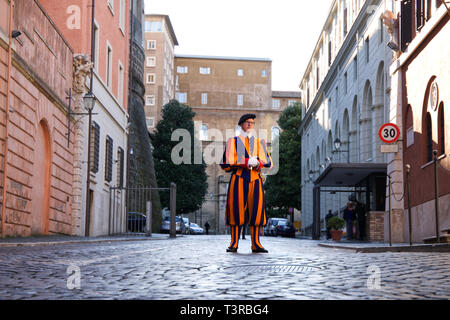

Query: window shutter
[[105, 136, 113, 182], [117, 147, 124, 187], [90, 122, 100, 173], [416, 0, 425, 30], [401, 0, 413, 52]]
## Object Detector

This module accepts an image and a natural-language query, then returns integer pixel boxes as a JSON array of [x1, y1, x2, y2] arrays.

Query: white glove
[[248, 157, 259, 168]]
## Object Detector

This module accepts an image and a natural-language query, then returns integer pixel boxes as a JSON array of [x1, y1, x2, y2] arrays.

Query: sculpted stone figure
[[381, 10, 399, 52], [73, 54, 93, 94], [381, 10, 398, 36]]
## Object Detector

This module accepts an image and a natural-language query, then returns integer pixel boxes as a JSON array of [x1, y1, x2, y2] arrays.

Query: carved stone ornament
[[73, 54, 93, 94], [429, 81, 439, 111]]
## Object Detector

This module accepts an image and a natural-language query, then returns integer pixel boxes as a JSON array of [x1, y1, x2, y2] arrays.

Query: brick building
[[390, 0, 449, 243], [0, 0, 75, 237], [174, 54, 299, 234]]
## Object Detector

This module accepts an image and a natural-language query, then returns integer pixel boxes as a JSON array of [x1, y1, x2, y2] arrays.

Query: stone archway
[[30, 120, 51, 235]]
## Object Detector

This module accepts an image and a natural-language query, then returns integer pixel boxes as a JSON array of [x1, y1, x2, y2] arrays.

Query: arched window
[[438, 103, 445, 155], [426, 113, 432, 162], [200, 124, 208, 141], [271, 127, 280, 142]]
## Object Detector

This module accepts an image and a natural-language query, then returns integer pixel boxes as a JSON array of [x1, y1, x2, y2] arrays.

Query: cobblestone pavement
[[0, 235, 449, 300]]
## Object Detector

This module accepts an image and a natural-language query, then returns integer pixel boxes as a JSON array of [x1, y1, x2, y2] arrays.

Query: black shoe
[[227, 247, 238, 253], [252, 247, 268, 253]]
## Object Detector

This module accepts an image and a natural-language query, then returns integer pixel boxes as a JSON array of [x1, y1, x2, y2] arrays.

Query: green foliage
[[265, 102, 302, 214], [150, 100, 208, 214], [326, 216, 345, 230]]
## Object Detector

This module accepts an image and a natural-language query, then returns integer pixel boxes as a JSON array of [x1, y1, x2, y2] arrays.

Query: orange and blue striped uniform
[[220, 135, 273, 250]]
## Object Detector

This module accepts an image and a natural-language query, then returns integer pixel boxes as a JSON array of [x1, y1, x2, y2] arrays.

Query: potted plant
[[326, 216, 345, 241]]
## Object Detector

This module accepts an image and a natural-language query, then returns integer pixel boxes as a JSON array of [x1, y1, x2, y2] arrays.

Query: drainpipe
[[1, 0, 14, 239]]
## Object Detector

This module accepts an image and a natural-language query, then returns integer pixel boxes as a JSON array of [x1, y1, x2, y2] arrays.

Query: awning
[[314, 163, 387, 187]]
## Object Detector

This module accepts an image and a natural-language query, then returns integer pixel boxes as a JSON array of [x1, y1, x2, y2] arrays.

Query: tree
[[265, 103, 302, 220], [150, 100, 208, 215]]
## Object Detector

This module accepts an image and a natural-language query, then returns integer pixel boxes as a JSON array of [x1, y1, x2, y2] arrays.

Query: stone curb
[[318, 243, 450, 253], [0, 235, 181, 248]]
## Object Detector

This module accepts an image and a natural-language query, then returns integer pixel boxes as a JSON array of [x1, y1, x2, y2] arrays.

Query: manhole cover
[[222, 264, 322, 274]]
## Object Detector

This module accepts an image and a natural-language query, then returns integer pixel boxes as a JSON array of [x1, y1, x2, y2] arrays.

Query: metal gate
[[108, 183, 176, 236]]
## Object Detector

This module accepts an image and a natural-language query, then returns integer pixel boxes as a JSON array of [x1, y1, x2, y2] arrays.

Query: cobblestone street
[[0, 235, 449, 300]]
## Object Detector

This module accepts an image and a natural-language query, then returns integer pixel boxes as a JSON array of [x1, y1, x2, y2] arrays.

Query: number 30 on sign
[[378, 123, 400, 144]]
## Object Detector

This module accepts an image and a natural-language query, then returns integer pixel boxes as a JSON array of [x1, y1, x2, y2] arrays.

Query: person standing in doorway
[[343, 199, 355, 240], [204, 221, 210, 235], [325, 210, 334, 240], [354, 198, 367, 241], [220, 114, 273, 253]]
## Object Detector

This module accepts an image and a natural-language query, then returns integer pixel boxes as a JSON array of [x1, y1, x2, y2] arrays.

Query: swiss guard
[[220, 114, 273, 253]]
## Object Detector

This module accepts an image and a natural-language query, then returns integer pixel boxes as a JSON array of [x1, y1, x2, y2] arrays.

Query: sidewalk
[[0, 233, 174, 248], [317, 239, 450, 253]]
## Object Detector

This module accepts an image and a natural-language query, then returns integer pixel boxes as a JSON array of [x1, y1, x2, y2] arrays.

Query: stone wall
[[0, 0, 74, 236]]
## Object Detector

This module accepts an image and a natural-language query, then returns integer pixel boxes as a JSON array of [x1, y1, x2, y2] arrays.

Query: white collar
[[236, 126, 255, 138]]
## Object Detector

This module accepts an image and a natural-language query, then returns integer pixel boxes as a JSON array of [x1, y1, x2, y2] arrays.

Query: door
[[30, 121, 51, 235]]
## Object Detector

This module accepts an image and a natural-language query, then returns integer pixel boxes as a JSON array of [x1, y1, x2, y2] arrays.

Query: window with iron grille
[[117, 147, 124, 187], [90, 122, 100, 173], [105, 136, 113, 182]]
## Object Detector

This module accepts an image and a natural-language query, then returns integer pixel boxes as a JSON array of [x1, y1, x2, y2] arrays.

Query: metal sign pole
[[406, 165, 413, 246], [433, 151, 440, 243], [388, 174, 392, 247]]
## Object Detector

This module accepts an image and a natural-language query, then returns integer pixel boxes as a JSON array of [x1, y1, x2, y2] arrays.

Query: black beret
[[238, 113, 256, 125]]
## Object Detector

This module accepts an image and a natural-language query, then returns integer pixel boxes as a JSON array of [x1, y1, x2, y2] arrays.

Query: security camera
[[387, 41, 399, 51]]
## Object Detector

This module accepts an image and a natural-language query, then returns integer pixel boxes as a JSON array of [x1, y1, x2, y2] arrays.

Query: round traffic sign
[[378, 123, 400, 144]]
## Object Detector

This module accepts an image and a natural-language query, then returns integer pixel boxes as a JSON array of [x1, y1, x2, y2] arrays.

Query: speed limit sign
[[378, 123, 400, 144]]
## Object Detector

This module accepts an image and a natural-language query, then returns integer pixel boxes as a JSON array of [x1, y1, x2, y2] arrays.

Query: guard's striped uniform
[[220, 135, 273, 250]]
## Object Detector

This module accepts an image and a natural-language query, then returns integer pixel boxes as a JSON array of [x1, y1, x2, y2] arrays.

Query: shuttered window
[[105, 136, 113, 182], [90, 122, 100, 173], [401, 0, 413, 52], [416, 0, 425, 30], [117, 147, 124, 187]]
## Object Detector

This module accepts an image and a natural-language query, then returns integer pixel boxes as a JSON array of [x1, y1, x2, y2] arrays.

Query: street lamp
[[83, 91, 96, 111], [333, 138, 350, 163], [83, 91, 96, 236], [308, 169, 319, 182]]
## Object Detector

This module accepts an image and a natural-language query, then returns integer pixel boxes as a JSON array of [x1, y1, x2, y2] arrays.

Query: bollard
[[146, 201, 152, 237], [406, 165, 412, 246], [170, 182, 177, 238]]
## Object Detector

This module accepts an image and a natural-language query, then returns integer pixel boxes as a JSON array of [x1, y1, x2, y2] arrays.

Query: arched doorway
[[30, 120, 51, 235]]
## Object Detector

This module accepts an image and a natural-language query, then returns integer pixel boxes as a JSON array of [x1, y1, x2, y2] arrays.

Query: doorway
[[30, 121, 51, 235]]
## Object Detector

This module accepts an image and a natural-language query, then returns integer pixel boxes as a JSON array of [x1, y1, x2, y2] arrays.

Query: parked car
[[276, 220, 296, 237], [128, 212, 146, 232], [182, 217, 190, 234], [188, 223, 204, 235], [264, 218, 288, 236], [160, 216, 186, 234]]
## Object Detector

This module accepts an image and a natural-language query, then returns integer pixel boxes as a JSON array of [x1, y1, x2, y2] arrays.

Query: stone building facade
[[40, 0, 130, 236], [298, 0, 394, 239], [143, 14, 178, 132], [174, 54, 299, 234], [0, 0, 75, 237]]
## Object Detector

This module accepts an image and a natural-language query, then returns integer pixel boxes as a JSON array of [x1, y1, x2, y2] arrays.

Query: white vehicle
[[188, 223, 204, 235]]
